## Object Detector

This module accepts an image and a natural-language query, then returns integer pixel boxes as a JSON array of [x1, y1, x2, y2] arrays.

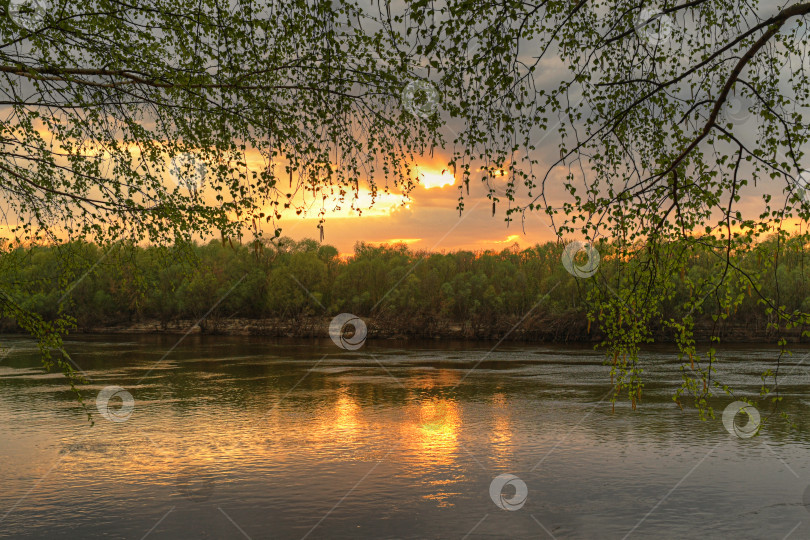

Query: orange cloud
[[492, 234, 522, 244], [377, 238, 422, 245]]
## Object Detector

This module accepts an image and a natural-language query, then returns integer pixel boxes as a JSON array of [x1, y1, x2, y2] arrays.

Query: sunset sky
[[269, 148, 778, 255], [4, 103, 787, 255], [276, 170, 561, 255]]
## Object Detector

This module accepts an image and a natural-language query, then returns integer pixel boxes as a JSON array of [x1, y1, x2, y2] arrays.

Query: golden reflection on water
[[401, 398, 461, 464], [329, 389, 364, 439], [56, 385, 474, 506], [489, 392, 513, 464], [407, 369, 462, 389], [401, 397, 464, 508]]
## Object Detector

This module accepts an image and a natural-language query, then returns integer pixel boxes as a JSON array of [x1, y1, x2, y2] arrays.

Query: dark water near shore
[[1, 335, 810, 539]]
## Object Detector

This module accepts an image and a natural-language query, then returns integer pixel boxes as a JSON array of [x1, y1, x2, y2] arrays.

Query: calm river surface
[[2, 335, 810, 539]]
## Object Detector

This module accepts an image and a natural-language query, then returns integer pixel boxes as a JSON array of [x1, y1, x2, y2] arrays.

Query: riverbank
[[64, 314, 807, 343]]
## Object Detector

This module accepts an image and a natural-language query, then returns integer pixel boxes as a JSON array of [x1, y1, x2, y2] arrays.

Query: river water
[[1, 335, 809, 539]]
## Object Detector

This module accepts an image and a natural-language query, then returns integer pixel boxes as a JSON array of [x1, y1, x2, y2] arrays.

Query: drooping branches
[[0, 0, 437, 248], [400, 0, 810, 414]]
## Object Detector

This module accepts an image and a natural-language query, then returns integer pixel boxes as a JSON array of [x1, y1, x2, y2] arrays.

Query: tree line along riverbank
[[1, 237, 808, 343]]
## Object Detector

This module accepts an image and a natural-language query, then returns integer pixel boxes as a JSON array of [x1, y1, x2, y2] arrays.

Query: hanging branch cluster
[[395, 0, 810, 415], [0, 0, 439, 247]]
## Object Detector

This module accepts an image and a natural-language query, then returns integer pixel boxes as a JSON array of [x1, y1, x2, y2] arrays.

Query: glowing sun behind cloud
[[420, 169, 455, 189]]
